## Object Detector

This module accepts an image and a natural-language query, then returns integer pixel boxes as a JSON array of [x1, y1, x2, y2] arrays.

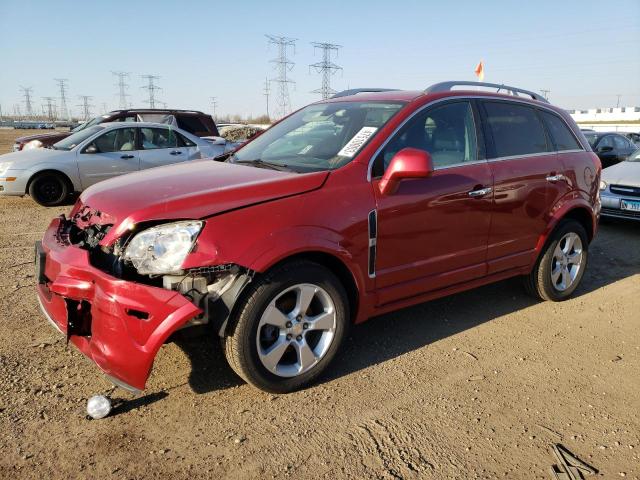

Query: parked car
[[12, 109, 223, 152], [582, 131, 637, 168], [0, 122, 226, 206], [600, 148, 640, 220], [622, 132, 640, 147], [35, 81, 600, 395]]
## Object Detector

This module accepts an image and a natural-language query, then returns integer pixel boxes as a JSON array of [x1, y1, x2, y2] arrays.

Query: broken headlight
[[123, 221, 202, 275]]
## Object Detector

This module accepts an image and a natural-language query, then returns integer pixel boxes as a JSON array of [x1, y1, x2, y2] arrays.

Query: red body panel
[[36, 88, 601, 389]]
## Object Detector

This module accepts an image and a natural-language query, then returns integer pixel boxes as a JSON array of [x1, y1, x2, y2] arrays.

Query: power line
[[266, 34, 296, 119], [263, 77, 270, 119], [42, 97, 56, 121], [19, 86, 34, 118], [77, 95, 94, 121], [112, 71, 130, 109], [309, 42, 342, 99], [55, 78, 70, 121], [141, 74, 162, 109]]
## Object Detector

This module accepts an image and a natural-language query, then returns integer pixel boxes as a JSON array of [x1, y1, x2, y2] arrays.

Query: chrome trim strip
[[366, 95, 586, 181]]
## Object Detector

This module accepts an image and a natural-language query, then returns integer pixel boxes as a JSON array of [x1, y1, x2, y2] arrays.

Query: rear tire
[[523, 219, 589, 301], [223, 260, 349, 393], [28, 172, 70, 206]]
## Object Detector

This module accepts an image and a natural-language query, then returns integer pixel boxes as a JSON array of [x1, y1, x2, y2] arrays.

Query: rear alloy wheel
[[223, 261, 349, 393], [524, 219, 588, 301], [28, 172, 70, 206]]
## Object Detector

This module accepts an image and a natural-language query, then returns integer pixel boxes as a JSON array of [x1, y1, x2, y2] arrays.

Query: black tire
[[28, 172, 70, 206], [223, 260, 349, 393], [523, 219, 589, 301]]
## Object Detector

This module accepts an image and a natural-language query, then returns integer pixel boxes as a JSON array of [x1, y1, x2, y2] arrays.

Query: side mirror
[[379, 148, 434, 196], [598, 145, 613, 153], [84, 144, 98, 154]]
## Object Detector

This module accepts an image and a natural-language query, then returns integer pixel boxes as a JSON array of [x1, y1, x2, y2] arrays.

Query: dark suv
[[13, 109, 220, 151], [37, 81, 600, 395]]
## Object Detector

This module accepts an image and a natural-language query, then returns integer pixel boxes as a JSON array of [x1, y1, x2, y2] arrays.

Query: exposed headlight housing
[[599, 180, 607, 191], [123, 221, 203, 275], [23, 139, 43, 150]]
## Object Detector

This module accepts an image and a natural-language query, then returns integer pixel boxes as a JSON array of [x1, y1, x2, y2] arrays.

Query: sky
[[1, 0, 639, 119]]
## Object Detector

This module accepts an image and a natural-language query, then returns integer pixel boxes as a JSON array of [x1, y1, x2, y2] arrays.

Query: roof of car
[[99, 121, 187, 129], [107, 108, 206, 115]]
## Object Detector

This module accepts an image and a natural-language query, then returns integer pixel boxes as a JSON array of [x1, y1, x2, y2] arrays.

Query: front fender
[[23, 162, 82, 191]]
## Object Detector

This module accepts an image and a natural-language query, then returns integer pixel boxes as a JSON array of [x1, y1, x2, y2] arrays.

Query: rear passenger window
[[540, 111, 581, 151], [484, 102, 548, 158], [177, 116, 208, 136]]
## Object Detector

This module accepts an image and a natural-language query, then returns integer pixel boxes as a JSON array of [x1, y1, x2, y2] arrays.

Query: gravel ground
[[0, 130, 638, 479]]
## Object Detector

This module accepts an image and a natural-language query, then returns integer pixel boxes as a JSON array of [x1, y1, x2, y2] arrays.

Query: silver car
[[600, 149, 640, 221], [0, 122, 226, 206]]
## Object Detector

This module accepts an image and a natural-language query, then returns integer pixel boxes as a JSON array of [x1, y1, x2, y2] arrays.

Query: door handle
[[170, 150, 182, 155], [468, 187, 493, 197], [546, 174, 566, 183], [120, 154, 134, 159]]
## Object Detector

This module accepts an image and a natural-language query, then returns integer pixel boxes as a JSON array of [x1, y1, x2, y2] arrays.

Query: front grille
[[610, 185, 640, 198], [601, 207, 640, 219]]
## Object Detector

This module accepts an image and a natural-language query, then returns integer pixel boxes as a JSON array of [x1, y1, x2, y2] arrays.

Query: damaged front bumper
[[36, 217, 202, 392]]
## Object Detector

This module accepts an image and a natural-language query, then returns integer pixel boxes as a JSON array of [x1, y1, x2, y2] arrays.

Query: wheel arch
[[25, 168, 75, 195]]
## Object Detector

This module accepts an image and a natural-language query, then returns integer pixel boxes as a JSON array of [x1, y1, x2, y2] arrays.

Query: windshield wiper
[[234, 159, 291, 171]]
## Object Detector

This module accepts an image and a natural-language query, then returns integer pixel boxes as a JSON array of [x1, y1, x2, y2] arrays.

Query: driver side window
[[373, 101, 478, 177], [89, 128, 137, 153]]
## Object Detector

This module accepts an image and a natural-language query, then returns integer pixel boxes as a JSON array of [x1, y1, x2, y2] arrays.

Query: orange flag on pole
[[474, 61, 484, 81]]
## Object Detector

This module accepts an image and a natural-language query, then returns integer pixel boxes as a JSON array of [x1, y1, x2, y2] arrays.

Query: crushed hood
[[602, 161, 640, 186], [74, 160, 329, 245]]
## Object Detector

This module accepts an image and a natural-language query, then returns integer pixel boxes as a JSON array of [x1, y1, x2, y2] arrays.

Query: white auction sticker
[[337, 127, 378, 157]]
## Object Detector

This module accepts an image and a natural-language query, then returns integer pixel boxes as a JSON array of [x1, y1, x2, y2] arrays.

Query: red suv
[[36, 81, 601, 394]]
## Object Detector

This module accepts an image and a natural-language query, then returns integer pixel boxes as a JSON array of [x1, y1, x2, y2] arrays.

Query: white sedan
[[0, 122, 227, 206]]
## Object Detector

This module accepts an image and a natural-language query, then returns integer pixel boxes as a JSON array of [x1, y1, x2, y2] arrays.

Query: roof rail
[[331, 88, 399, 99], [425, 81, 549, 103]]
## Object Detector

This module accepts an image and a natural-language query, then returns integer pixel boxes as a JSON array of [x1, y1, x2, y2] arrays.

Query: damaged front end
[[37, 206, 250, 392]]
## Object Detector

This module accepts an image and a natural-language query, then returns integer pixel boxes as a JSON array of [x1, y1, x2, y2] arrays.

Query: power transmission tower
[[20, 86, 34, 118], [266, 34, 296, 118], [101, 102, 108, 114], [42, 97, 56, 121], [77, 95, 94, 121], [540, 89, 551, 101], [209, 96, 218, 119], [141, 74, 162, 108], [112, 71, 130, 109], [55, 78, 70, 121], [616, 94, 622, 108], [13, 104, 22, 119], [309, 42, 342, 99], [263, 77, 270, 119]]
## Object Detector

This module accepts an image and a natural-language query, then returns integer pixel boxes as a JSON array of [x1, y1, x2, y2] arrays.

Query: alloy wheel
[[551, 232, 583, 291]]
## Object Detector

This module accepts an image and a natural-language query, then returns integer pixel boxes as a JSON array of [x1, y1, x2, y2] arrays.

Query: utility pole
[[42, 97, 56, 121], [266, 34, 296, 119], [309, 42, 342, 99], [101, 102, 108, 114], [141, 74, 161, 109], [55, 78, 70, 121], [77, 95, 94, 121], [112, 71, 130, 109], [209, 97, 218, 119], [540, 89, 550, 101], [616, 94, 622, 108], [263, 77, 270, 119], [20, 86, 34, 118]]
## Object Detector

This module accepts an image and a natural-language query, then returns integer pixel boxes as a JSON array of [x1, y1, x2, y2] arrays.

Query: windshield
[[71, 115, 109, 132], [231, 101, 405, 172], [583, 132, 598, 147], [629, 150, 640, 162], [53, 126, 104, 151]]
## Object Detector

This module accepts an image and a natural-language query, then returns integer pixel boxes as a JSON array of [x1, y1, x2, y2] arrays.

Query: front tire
[[28, 172, 70, 206], [223, 260, 349, 393], [524, 219, 589, 301]]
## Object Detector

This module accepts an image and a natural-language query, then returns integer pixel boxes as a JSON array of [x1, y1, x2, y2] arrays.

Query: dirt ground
[[0, 129, 638, 479]]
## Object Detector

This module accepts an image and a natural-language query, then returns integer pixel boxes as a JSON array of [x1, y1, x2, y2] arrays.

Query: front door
[[371, 100, 493, 306], [77, 126, 139, 188]]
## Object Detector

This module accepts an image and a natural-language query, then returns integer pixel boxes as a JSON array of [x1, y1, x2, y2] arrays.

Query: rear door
[[479, 100, 566, 274], [138, 126, 190, 170], [371, 100, 493, 305], [77, 126, 139, 188]]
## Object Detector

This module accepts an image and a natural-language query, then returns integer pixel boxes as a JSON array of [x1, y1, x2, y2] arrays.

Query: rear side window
[[140, 127, 179, 149], [177, 116, 208, 136], [540, 111, 581, 151], [483, 102, 548, 158]]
